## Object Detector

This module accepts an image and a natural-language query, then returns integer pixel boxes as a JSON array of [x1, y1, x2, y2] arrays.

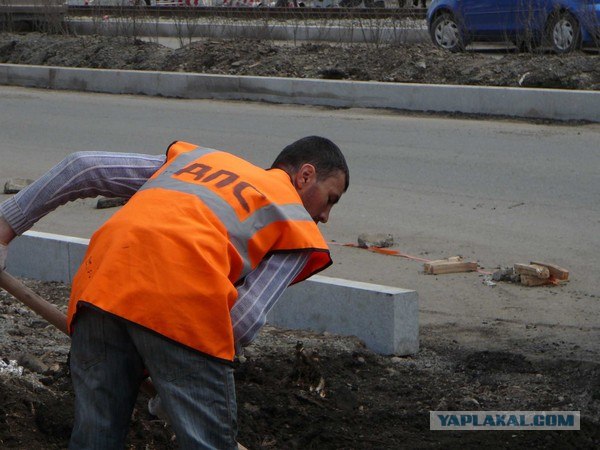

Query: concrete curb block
[[269, 275, 419, 355], [6, 231, 89, 284], [68, 19, 429, 44], [5, 231, 419, 356], [1, 63, 598, 122]]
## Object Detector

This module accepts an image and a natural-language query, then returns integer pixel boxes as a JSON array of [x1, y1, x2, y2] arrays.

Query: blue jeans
[[69, 304, 238, 449]]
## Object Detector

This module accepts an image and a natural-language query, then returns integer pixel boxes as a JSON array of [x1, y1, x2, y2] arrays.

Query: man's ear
[[293, 164, 317, 190]]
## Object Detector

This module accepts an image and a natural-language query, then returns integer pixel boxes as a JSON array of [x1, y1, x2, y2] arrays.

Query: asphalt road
[[1, 86, 599, 359]]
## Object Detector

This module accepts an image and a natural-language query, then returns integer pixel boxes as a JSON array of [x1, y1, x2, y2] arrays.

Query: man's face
[[294, 165, 346, 224]]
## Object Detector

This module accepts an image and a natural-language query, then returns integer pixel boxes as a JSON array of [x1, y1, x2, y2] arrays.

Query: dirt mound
[[1, 278, 599, 448], [1, 32, 599, 90]]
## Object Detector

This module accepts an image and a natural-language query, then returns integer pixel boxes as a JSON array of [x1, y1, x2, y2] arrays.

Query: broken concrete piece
[[357, 233, 394, 249], [3, 178, 34, 194], [96, 197, 127, 209], [17, 353, 49, 374], [492, 267, 520, 283], [0, 359, 23, 376], [514, 263, 550, 279], [530, 261, 569, 281], [424, 257, 478, 275]]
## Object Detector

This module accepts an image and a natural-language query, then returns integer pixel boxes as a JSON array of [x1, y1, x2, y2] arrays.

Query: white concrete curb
[[1, 63, 598, 122], [68, 18, 429, 44], [270, 275, 419, 355], [5, 230, 419, 356]]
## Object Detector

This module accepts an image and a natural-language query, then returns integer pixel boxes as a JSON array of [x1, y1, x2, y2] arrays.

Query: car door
[[460, 0, 520, 38], [513, 0, 547, 36]]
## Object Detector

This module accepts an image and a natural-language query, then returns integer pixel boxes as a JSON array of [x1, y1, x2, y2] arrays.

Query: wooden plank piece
[[514, 263, 550, 279], [530, 261, 569, 281], [424, 258, 478, 275], [520, 274, 551, 287], [424, 256, 462, 267]]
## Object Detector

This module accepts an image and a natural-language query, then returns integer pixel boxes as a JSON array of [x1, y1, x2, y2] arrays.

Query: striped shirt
[[0, 151, 309, 350]]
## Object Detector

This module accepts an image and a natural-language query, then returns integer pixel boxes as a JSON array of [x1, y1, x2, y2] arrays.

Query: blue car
[[427, 0, 600, 52]]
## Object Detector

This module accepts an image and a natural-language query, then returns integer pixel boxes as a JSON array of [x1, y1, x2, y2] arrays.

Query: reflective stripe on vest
[[140, 147, 313, 279]]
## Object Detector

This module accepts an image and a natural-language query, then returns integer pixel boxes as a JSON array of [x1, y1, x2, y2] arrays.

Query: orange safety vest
[[67, 141, 332, 361]]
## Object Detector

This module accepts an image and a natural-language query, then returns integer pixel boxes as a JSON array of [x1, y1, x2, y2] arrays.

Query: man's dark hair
[[271, 136, 349, 191]]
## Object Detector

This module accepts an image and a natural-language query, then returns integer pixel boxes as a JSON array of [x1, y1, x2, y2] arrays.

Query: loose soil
[[1, 278, 599, 449], [1, 32, 600, 449], [0, 32, 599, 90]]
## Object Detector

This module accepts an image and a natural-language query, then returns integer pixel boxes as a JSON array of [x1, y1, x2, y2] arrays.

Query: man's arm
[[0, 151, 164, 269], [231, 251, 310, 353], [1, 151, 165, 237]]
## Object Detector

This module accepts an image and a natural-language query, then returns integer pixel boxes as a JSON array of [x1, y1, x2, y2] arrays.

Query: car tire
[[545, 11, 582, 53], [430, 13, 466, 52]]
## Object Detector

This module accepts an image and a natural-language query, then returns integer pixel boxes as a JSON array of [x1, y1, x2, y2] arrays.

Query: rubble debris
[[357, 233, 394, 249], [17, 353, 49, 375], [290, 341, 326, 397], [96, 197, 127, 209], [424, 256, 478, 275], [0, 358, 23, 376], [491, 267, 520, 283], [3, 178, 34, 194], [482, 276, 497, 286], [491, 262, 569, 287], [514, 262, 569, 287]]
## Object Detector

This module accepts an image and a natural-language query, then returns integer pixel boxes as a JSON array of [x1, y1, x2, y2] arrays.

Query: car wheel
[[430, 13, 465, 52], [545, 11, 582, 53]]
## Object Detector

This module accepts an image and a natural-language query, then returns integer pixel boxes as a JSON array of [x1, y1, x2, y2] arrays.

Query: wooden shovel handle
[[0, 270, 68, 335], [0, 270, 160, 396]]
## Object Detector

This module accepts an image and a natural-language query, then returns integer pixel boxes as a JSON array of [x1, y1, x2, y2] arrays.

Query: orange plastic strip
[[331, 242, 493, 275]]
